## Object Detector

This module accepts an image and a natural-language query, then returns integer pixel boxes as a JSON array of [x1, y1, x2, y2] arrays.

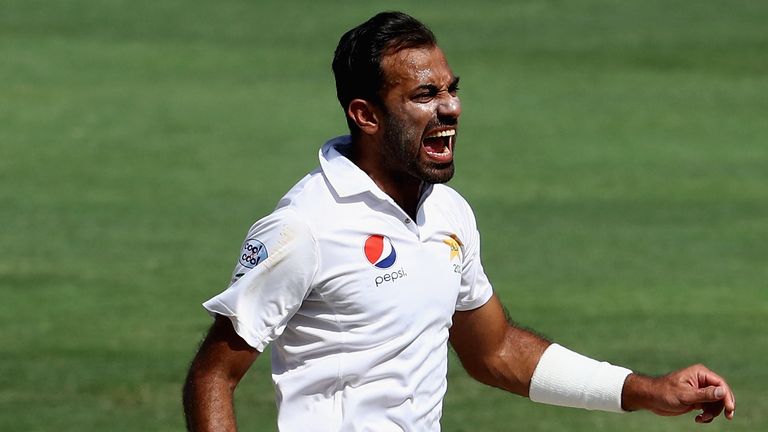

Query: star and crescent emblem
[[443, 234, 463, 261]]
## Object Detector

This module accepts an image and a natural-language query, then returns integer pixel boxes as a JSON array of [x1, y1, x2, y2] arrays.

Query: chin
[[420, 163, 455, 184]]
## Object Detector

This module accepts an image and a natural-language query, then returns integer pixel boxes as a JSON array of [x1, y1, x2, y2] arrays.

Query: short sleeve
[[454, 198, 494, 311], [455, 226, 494, 311], [203, 207, 318, 351]]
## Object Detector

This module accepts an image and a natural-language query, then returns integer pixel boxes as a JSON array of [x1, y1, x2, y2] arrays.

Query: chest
[[307, 213, 465, 331]]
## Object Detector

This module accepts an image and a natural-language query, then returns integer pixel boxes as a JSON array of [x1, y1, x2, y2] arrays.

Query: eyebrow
[[449, 76, 461, 90], [415, 76, 461, 93]]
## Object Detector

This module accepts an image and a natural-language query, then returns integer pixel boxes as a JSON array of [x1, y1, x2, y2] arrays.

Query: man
[[183, 11, 736, 431]]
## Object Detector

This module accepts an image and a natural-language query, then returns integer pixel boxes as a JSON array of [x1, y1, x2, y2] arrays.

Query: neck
[[349, 141, 423, 219], [378, 173, 423, 219]]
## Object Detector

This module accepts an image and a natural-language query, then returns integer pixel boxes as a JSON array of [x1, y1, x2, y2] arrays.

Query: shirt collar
[[318, 135, 435, 206], [319, 135, 389, 200]]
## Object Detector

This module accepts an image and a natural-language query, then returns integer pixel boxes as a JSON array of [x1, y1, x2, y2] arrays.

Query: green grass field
[[2, 1, 766, 430]]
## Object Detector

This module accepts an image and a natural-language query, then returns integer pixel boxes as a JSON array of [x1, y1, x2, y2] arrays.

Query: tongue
[[423, 137, 446, 154]]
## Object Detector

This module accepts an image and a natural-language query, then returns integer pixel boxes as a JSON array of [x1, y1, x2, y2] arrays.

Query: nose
[[438, 93, 461, 120]]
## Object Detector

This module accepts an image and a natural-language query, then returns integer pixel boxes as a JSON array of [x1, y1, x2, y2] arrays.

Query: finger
[[690, 366, 736, 420], [723, 383, 736, 419], [701, 370, 737, 419], [693, 365, 736, 421], [724, 392, 736, 420], [696, 412, 714, 424], [696, 368, 731, 396], [700, 401, 725, 422]]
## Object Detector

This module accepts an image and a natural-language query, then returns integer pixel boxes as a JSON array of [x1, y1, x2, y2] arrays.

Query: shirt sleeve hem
[[202, 300, 268, 352], [454, 287, 494, 312]]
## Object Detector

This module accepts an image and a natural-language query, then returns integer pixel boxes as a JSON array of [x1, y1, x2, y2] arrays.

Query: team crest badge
[[443, 234, 463, 261]]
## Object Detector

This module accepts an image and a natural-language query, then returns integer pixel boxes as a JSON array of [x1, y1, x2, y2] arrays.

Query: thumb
[[689, 386, 725, 404]]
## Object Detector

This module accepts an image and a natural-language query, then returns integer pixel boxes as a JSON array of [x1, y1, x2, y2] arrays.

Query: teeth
[[425, 129, 456, 139]]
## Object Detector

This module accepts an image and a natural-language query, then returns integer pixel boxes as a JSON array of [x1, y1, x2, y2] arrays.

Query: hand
[[622, 364, 736, 423]]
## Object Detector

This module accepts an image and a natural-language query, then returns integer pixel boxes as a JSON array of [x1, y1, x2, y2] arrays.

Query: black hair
[[332, 11, 437, 131]]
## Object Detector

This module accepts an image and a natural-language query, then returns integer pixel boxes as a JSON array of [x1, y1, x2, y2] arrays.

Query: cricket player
[[183, 11, 736, 431]]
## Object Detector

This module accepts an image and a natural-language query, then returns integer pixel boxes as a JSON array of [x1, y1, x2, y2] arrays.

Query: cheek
[[403, 105, 436, 130], [393, 111, 423, 132]]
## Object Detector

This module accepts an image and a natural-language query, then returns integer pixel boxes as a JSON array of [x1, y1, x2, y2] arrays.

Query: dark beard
[[381, 113, 455, 184]]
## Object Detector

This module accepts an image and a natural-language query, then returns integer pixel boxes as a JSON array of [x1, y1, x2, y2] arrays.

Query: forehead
[[380, 46, 453, 90]]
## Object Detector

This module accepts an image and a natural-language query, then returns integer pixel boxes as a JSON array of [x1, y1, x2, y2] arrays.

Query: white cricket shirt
[[203, 135, 494, 431]]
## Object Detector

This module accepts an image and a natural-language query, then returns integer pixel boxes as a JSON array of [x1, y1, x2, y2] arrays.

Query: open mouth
[[422, 128, 456, 163]]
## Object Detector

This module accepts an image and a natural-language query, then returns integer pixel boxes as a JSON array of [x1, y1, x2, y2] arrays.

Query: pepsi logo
[[364, 234, 397, 269]]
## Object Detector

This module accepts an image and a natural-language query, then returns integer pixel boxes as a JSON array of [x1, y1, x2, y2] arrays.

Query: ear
[[347, 99, 381, 135]]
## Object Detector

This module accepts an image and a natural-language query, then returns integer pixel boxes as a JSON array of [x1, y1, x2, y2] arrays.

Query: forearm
[[528, 343, 632, 412], [454, 324, 551, 396], [479, 326, 551, 396], [450, 295, 551, 396], [183, 368, 239, 432], [452, 296, 735, 422]]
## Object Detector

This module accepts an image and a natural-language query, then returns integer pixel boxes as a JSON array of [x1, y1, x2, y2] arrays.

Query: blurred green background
[[2, 0, 766, 430]]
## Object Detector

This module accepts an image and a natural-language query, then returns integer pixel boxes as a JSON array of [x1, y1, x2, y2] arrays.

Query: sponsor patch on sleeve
[[239, 238, 268, 269]]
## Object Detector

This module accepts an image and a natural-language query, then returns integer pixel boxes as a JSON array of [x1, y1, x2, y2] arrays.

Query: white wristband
[[529, 344, 632, 413]]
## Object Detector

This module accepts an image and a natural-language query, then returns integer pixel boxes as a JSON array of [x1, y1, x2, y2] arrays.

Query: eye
[[413, 86, 438, 102], [448, 77, 461, 95], [448, 85, 460, 96], [413, 85, 440, 103]]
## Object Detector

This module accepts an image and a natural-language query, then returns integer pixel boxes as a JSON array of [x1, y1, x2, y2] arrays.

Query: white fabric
[[203, 135, 494, 431], [529, 343, 632, 413]]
